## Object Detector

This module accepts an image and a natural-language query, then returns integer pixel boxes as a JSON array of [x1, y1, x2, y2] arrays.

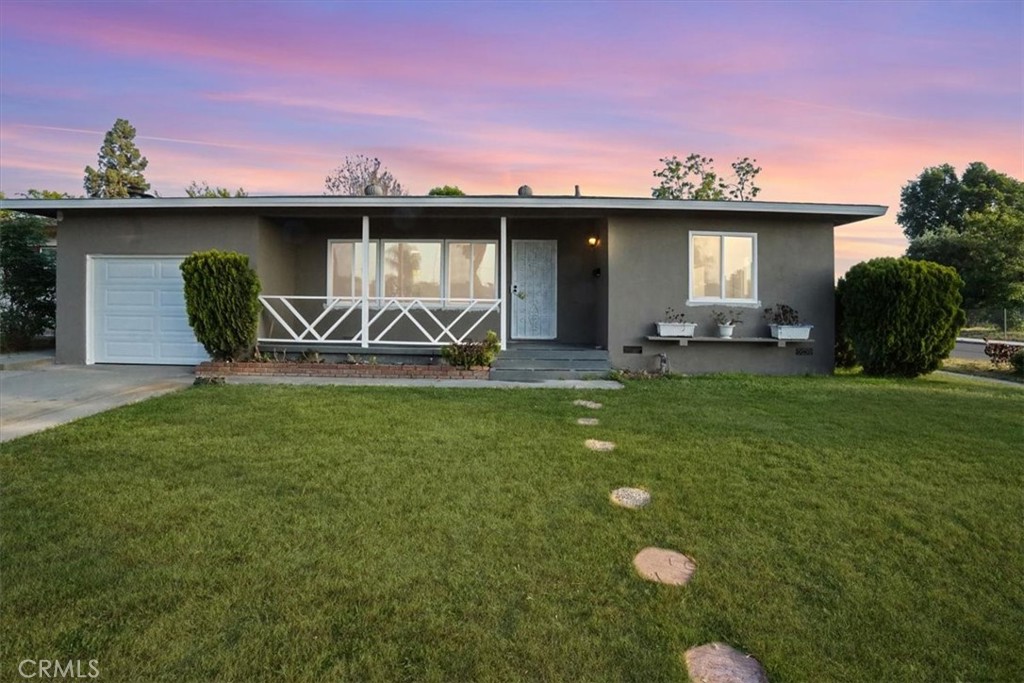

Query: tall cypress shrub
[[838, 257, 965, 378], [180, 250, 261, 361]]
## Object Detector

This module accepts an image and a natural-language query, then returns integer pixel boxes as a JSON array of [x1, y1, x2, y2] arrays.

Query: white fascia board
[[0, 195, 888, 223]]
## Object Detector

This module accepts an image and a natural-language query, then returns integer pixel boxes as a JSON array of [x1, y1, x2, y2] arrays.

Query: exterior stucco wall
[[607, 215, 836, 375], [55, 211, 260, 364]]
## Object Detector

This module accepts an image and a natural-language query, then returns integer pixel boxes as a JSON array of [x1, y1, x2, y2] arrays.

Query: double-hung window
[[688, 231, 758, 304], [328, 239, 498, 306]]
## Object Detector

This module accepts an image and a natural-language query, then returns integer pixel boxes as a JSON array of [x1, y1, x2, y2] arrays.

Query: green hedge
[[837, 257, 965, 377], [180, 250, 261, 361]]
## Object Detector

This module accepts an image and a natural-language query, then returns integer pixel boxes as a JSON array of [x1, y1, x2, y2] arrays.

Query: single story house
[[2, 194, 885, 376]]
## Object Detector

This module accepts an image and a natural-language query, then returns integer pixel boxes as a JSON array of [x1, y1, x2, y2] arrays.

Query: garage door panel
[[92, 257, 208, 365]]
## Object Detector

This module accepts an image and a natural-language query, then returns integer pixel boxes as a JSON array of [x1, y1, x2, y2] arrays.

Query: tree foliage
[[427, 185, 466, 196], [652, 153, 761, 201], [898, 162, 1024, 239], [185, 181, 248, 198], [837, 257, 965, 378], [324, 155, 406, 196], [900, 162, 1024, 313], [180, 250, 261, 361], [0, 216, 56, 351], [83, 118, 152, 198]]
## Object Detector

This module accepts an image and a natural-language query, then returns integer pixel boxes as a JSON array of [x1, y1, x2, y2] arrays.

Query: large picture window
[[328, 239, 498, 305], [689, 232, 757, 304]]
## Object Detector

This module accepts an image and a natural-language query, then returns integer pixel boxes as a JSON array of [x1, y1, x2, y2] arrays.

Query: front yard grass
[[2, 375, 1022, 682]]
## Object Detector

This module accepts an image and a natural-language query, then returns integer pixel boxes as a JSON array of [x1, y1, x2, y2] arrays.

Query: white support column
[[499, 216, 508, 351], [361, 215, 370, 349]]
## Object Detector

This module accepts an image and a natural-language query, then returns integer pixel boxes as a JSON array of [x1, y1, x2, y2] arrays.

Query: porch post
[[361, 215, 370, 349], [500, 216, 508, 351]]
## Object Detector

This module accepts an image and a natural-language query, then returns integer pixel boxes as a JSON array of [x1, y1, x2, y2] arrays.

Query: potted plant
[[655, 307, 698, 337], [711, 309, 743, 338], [763, 303, 813, 340]]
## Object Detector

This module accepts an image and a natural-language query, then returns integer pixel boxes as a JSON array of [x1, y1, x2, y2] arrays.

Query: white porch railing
[[258, 295, 502, 347]]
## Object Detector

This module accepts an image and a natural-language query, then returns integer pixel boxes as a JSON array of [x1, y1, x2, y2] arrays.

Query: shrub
[[0, 216, 56, 352], [837, 257, 965, 377], [441, 330, 500, 369], [984, 342, 1022, 366], [834, 285, 857, 370], [1011, 349, 1024, 376], [180, 250, 261, 361]]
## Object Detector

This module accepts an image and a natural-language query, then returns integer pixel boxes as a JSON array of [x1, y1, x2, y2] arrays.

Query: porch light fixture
[[587, 235, 601, 247]]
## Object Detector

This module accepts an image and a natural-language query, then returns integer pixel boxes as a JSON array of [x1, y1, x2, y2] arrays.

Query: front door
[[511, 240, 557, 339]]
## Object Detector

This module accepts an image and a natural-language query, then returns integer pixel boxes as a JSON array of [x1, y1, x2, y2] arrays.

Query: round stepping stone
[[609, 487, 650, 509], [633, 547, 696, 586], [684, 642, 768, 683], [576, 417, 600, 426], [573, 399, 602, 409], [584, 439, 615, 452]]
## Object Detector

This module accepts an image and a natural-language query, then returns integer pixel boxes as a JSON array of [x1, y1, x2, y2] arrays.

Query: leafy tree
[[0, 216, 56, 351], [898, 162, 1024, 239], [837, 257, 965, 378], [185, 181, 248, 198], [83, 118, 151, 198], [427, 185, 466, 196], [23, 189, 73, 199], [325, 155, 406, 196], [180, 250, 261, 361], [652, 153, 761, 200]]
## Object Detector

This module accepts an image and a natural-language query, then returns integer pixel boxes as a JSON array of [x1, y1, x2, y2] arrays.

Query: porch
[[253, 212, 608, 354]]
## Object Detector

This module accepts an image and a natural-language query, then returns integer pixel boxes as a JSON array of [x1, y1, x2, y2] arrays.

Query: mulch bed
[[196, 361, 490, 380]]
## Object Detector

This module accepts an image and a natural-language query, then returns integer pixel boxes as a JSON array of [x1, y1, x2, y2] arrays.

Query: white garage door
[[91, 257, 208, 365]]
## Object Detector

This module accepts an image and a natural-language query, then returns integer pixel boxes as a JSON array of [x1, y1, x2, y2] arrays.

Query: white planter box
[[656, 321, 697, 337], [718, 324, 736, 339], [770, 324, 813, 340]]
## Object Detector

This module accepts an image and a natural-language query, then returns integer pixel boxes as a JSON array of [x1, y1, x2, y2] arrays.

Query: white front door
[[90, 256, 208, 365], [511, 240, 557, 339]]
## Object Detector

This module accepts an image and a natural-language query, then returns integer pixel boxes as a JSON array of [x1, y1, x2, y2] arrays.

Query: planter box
[[769, 324, 814, 340], [655, 321, 698, 337]]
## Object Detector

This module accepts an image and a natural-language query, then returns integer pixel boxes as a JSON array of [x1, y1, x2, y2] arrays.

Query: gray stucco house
[[2, 194, 884, 376]]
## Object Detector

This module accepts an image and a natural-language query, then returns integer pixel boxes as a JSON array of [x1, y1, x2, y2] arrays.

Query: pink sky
[[1, 0, 1020, 276]]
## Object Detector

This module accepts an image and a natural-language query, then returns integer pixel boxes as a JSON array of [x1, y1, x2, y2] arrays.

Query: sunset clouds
[[1, 0, 1020, 275]]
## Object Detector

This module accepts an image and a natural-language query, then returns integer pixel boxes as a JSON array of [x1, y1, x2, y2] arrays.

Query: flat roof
[[0, 195, 887, 226]]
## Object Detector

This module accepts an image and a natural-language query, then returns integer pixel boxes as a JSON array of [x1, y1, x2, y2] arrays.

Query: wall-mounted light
[[587, 235, 601, 247]]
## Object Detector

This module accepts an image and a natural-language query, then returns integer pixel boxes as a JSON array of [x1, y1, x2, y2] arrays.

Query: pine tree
[[83, 118, 151, 198]]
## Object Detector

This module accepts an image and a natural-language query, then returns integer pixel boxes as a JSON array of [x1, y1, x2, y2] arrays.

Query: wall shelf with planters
[[646, 335, 814, 348]]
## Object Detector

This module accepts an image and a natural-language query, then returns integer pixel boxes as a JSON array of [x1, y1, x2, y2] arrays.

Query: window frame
[[686, 230, 760, 306], [327, 238, 499, 309]]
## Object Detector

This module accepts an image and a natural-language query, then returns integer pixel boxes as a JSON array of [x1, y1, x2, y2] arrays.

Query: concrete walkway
[[1, 363, 195, 442]]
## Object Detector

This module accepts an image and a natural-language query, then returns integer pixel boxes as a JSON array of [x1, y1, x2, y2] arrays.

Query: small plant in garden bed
[[441, 330, 500, 369], [763, 303, 801, 325]]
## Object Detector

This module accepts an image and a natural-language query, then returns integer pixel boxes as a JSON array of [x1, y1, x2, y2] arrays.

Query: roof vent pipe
[[517, 185, 533, 197], [575, 185, 581, 197], [364, 183, 384, 196]]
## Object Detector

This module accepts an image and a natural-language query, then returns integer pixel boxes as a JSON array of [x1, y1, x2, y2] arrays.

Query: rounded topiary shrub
[[180, 250, 261, 361], [837, 257, 965, 378]]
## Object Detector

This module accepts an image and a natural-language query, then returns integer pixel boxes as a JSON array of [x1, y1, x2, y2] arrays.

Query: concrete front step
[[493, 358, 611, 371], [498, 346, 609, 361]]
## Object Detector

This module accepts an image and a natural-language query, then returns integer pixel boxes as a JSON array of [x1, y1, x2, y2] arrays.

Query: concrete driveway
[[0, 364, 195, 442]]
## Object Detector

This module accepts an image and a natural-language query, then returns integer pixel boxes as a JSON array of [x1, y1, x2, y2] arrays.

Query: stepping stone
[[576, 417, 600, 426], [633, 547, 696, 586], [573, 399, 602, 409], [584, 439, 615, 452], [609, 487, 650, 509], [684, 642, 768, 683]]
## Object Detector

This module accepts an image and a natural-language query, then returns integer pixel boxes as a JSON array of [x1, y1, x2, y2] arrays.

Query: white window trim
[[686, 230, 760, 307], [327, 238, 499, 309]]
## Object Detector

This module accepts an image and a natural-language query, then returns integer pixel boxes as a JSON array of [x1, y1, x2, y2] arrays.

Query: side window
[[329, 241, 378, 298], [689, 232, 757, 303], [447, 242, 497, 301], [382, 241, 442, 299]]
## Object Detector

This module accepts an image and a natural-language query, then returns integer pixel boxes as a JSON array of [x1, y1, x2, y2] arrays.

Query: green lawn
[[2, 375, 1022, 682]]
